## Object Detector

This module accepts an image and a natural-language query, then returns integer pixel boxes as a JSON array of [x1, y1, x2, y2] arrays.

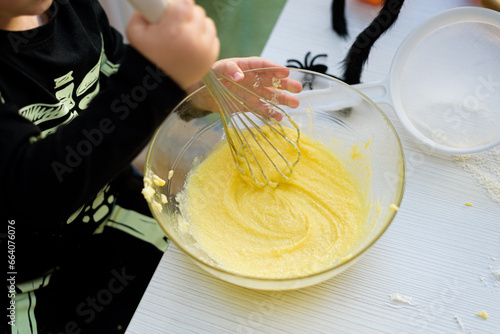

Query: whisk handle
[[127, 0, 170, 23]]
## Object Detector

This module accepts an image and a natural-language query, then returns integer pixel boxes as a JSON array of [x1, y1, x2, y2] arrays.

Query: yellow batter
[[178, 127, 370, 279]]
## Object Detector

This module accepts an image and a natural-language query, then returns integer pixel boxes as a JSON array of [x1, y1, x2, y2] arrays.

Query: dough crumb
[[454, 315, 465, 329], [168, 169, 174, 180], [476, 310, 488, 319], [141, 185, 155, 202], [389, 204, 399, 211], [160, 194, 168, 204], [465, 202, 473, 207], [389, 293, 415, 305], [152, 174, 166, 187]]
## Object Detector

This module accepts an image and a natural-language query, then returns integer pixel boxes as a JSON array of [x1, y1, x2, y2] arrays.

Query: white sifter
[[353, 6, 500, 154]]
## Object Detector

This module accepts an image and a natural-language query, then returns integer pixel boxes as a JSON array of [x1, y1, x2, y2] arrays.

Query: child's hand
[[189, 57, 303, 120], [126, 0, 219, 90], [212, 57, 303, 109]]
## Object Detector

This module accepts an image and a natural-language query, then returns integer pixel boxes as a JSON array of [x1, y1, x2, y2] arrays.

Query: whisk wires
[[203, 70, 301, 187]]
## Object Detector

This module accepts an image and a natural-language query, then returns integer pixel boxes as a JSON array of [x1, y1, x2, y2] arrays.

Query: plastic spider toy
[[287, 52, 339, 89], [287, 52, 328, 74]]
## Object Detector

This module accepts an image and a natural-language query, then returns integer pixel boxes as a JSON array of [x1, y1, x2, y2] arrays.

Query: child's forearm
[[0, 47, 185, 224]]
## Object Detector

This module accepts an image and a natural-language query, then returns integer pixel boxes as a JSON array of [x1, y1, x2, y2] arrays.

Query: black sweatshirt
[[0, 0, 186, 280]]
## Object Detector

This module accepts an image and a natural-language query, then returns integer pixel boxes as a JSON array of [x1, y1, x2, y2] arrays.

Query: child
[[0, 0, 298, 332]]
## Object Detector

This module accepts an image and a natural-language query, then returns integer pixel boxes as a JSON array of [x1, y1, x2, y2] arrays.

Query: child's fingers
[[238, 83, 301, 109], [126, 0, 218, 89], [126, 11, 149, 37], [215, 61, 245, 82], [162, 0, 195, 26], [280, 77, 303, 94], [196, 8, 219, 61], [271, 89, 300, 108], [244, 71, 303, 94]]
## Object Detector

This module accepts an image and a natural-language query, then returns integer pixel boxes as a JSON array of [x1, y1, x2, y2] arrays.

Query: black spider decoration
[[287, 51, 352, 116], [287, 52, 339, 89], [287, 52, 329, 74]]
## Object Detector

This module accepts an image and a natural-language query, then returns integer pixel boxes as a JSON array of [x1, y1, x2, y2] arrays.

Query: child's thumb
[[217, 61, 245, 82]]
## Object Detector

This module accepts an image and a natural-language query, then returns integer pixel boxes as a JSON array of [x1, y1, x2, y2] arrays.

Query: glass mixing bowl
[[144, 68, 405, 290]]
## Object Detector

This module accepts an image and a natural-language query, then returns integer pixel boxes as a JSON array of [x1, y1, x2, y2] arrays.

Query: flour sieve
[[353, 6, 500, 154]]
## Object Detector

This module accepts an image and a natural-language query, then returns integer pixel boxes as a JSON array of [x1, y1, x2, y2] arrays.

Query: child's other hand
[[126, 0, 219, 90], [189, 57, 303, 120], [212, 57, 303, 109]]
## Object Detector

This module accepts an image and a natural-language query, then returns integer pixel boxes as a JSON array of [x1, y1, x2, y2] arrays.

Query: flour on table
[[491, 266, 500, 281], [453, 147, 500, 205]]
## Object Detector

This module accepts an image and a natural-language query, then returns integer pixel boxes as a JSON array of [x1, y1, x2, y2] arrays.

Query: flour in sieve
[[453, 147, 500, 205]]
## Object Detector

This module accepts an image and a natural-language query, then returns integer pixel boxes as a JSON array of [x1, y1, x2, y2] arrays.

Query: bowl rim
[[145, 67, 406, 284]]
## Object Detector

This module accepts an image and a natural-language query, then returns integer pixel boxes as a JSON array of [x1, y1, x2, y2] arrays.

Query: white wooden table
[[127, 1, 500, 333]]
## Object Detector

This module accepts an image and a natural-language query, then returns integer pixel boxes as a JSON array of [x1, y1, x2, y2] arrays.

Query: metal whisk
[[203, 70, 301, 187], [127, 0, 301, 186]]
